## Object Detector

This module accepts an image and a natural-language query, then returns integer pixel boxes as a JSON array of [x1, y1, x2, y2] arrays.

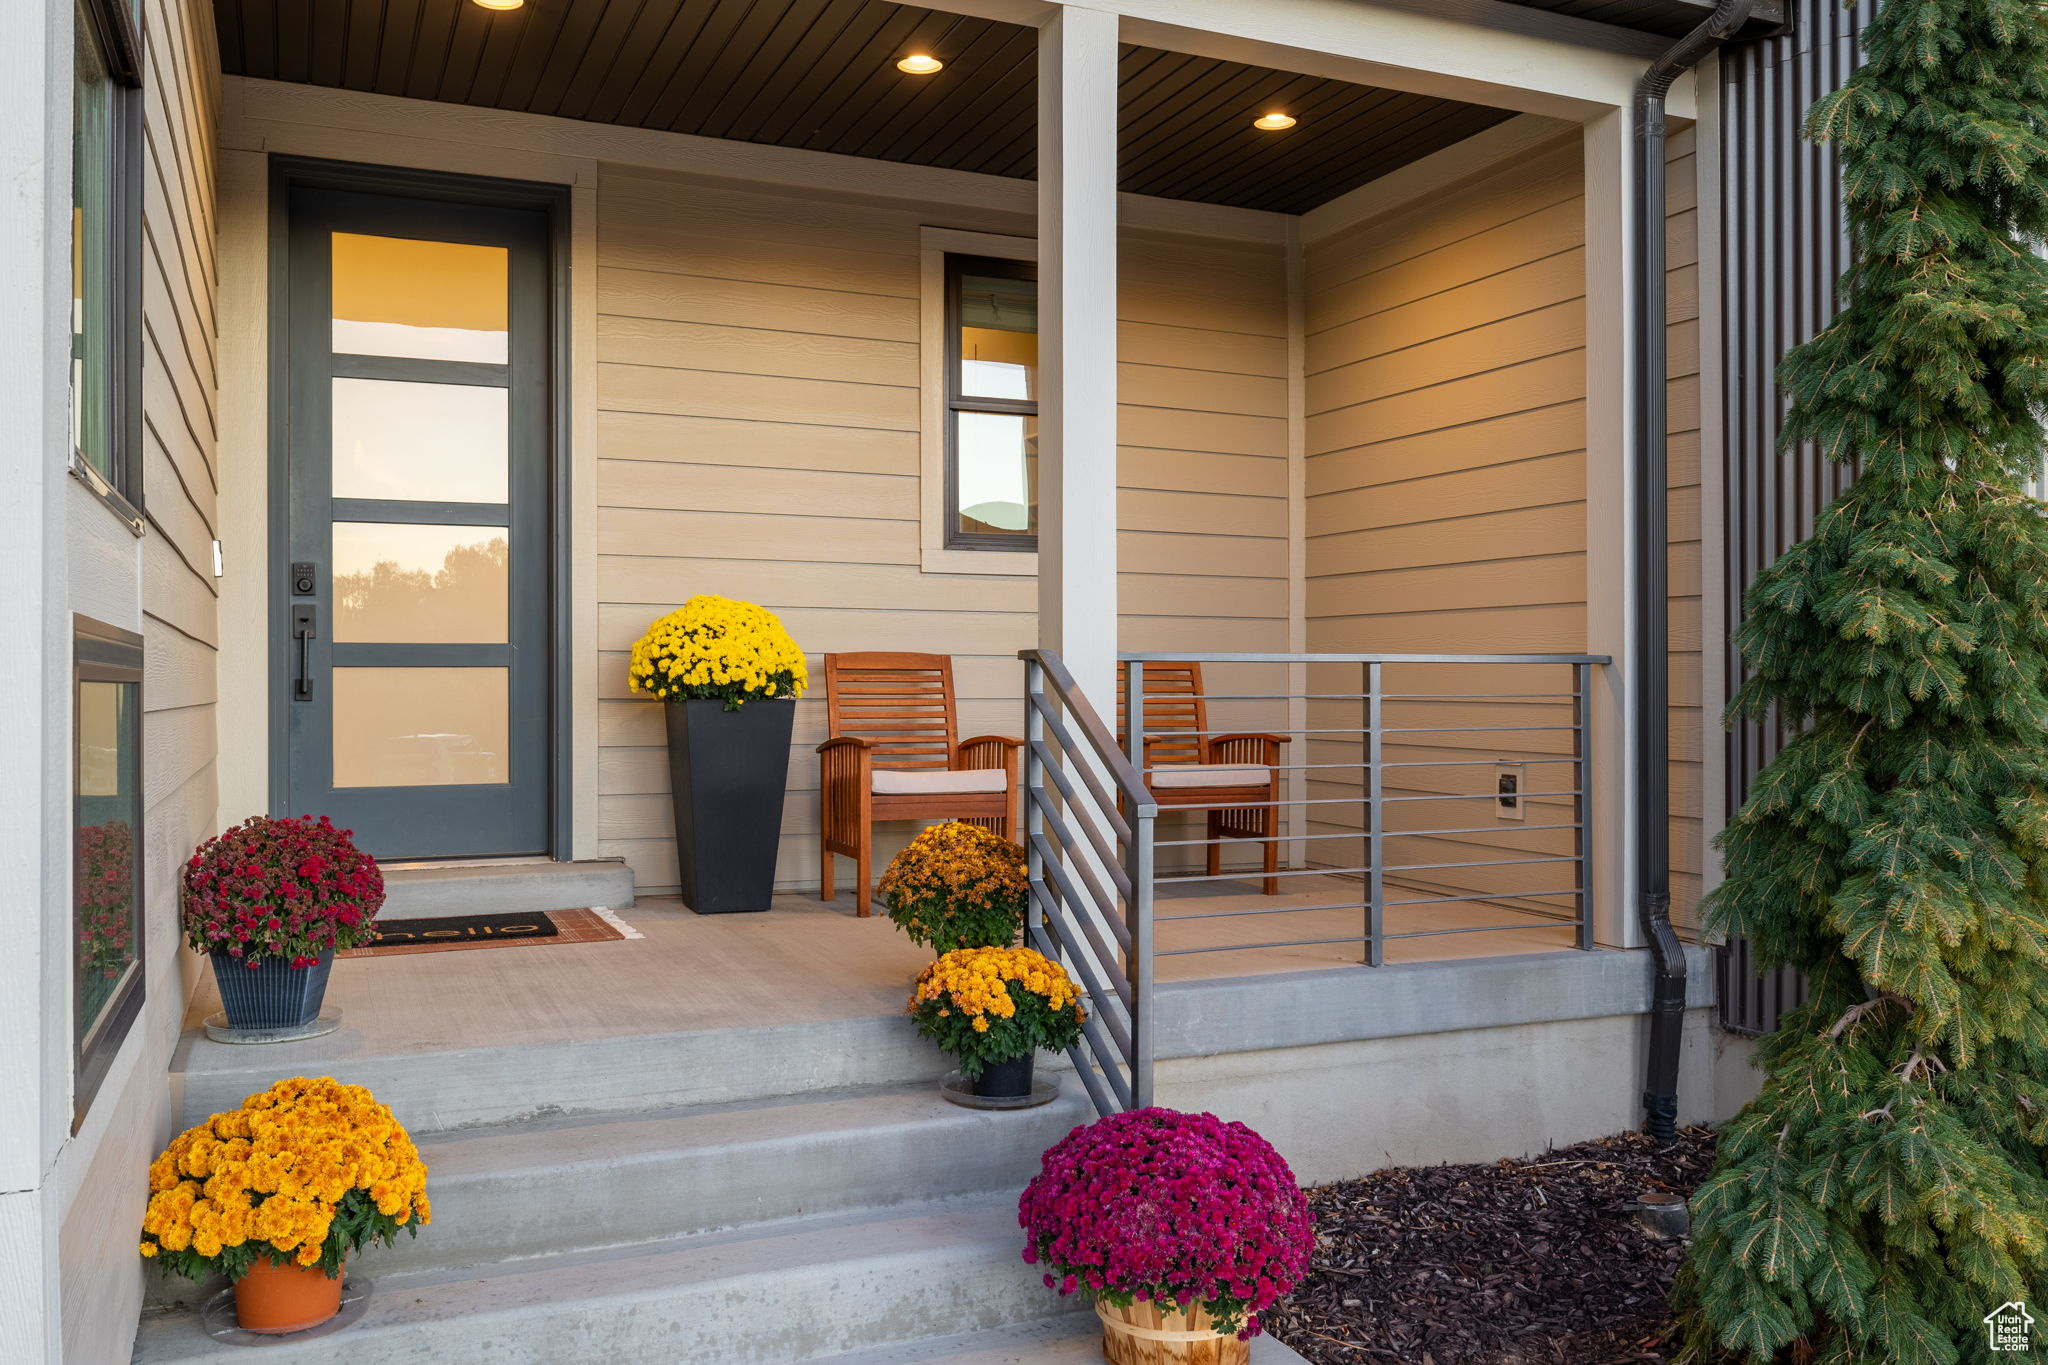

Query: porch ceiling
[[214, 0, 1515, 214]]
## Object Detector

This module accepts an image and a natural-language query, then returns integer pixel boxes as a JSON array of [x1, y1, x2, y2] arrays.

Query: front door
[[277, 180, 553, 859]]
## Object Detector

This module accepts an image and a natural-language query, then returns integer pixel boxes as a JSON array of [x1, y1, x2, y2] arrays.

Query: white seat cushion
[[872, 767, 1009, 795], [1149, 763, 1270, 790]]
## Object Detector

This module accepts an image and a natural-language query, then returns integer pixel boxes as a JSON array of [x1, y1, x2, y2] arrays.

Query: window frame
[[72, 614, 145, 1130], [69, 0, 146, 531], [942, 253, 1040, 553]]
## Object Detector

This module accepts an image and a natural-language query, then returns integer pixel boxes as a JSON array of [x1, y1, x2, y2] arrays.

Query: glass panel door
[[279, 185, 552, 859]]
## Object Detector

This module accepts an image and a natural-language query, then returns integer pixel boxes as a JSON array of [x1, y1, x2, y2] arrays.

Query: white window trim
[[918, 225, 1038, 576]]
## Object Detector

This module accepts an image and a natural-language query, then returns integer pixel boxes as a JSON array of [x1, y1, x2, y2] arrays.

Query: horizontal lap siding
[[1302, 138, 1589, 921], [594, 170, 1287, 893], [62, 4, 221, 1363], [142, 0, 221, 930], [1665, 126, 1706, 935]]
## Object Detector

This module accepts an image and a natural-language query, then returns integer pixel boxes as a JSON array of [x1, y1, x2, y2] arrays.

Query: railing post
[[1131, 806, 1155, 1109], [1575, 661, 1595, 950], [1024, 655, 1046, 943], [1123, 659, 1143, 772], [1365, 661, 1385, 967]]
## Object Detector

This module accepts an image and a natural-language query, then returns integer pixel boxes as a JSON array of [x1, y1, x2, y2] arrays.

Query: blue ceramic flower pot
[[209, 948, 335, 1031]]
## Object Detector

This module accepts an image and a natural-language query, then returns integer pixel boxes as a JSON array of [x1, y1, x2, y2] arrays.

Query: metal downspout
[[1633, 0, 1753, 1141]]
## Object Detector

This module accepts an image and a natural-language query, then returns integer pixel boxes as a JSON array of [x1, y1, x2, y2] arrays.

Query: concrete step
[[365, 1081, 1091, 1274], [818, 1316, 1314, 1364], [133, 1199, 1077, 1365], [174, 1010, 990, 1135], [376, 859, 636, 920]]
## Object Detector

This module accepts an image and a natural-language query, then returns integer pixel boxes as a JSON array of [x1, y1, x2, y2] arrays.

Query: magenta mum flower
[[179, 815, 385, 968], [1017, 1107, 1313, 1339]]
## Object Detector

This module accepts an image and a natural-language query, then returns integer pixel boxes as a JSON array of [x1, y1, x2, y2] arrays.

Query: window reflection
[[333, 522, 509, 644], [75, 678, 138, 1037], [957, 273, 1038, 401], [956, 413, 1038, 536], [333, 667, 510, 788], [331, 377, 509, 504], [331, 232, 509, 364]]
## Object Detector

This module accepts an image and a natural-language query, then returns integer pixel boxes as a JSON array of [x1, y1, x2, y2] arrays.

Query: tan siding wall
[[1665, 125, 1706, 933], [1300, 132, 1704, 934], [60, 2, 220, 1361], [1302, 137, 1588, 917], [593, 171, 1288, 893]]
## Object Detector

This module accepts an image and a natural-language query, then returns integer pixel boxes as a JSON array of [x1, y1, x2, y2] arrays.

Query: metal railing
[[1020, 649, 1157, 1116], [1022, 649, 1608, 1117]]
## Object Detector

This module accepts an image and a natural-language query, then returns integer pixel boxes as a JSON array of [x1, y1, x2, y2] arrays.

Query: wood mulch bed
[[1265, 1126, 1717, 1365]]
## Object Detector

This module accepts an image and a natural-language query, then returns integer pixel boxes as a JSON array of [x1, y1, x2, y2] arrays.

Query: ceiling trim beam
[[923, 0, 1696, 118]]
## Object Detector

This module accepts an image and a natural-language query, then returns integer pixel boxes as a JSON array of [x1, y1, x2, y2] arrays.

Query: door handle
[[292, 605, 317, 701]]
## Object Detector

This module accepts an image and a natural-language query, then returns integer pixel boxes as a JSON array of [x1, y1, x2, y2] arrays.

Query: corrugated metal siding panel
[[1716, 0, 1876, 1035]]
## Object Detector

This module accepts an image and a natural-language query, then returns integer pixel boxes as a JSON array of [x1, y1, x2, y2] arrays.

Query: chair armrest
[[955, 735, 1024, 770], [817, 736, 875, 754]]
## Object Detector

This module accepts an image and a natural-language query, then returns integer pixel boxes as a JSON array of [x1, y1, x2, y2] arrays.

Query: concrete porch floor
[[179, 876, 1578, 1058]]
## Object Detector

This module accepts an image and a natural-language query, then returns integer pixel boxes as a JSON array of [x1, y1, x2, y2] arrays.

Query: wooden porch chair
[[817, 652, 1023, 917], [1118, 661, 1290, 895]]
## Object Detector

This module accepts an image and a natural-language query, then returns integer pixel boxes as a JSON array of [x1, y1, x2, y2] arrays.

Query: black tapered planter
[[210, 948, 335, 1031], [971, 1052, 1036, 1099], [665, 698, 796, 913]]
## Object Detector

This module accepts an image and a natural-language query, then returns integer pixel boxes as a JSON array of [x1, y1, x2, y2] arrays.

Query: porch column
[[1583, 107, 1642, 949], [1037, 3, 1121, 705]]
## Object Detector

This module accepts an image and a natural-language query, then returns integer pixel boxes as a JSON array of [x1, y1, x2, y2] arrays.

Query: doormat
[[340, 908, 628, 958]]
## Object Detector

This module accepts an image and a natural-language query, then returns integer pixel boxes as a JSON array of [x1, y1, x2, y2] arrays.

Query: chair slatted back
[[823, 652, 959, 770], [1117, 661, 1209, 767]]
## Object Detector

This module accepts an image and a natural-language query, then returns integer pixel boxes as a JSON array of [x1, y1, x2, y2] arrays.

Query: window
[[945, 255, 1039, 550], [73, 616, 144, 1126], [70, 0, 144, 521]]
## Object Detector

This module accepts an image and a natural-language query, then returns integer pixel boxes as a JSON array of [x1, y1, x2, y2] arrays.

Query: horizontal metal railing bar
[[1384, 920, 1581, 940], [1135, 726, 1572, 739], [1156, 897, 1378, 920], [1384, 888, 1582, 906], [1157, 901, 1371, 922], [1032, 818, 1130, 945], [1121, 652, 1611, 665], [1027, 768, 1132, 900], [1138, 692, 1577, 703], [1380, 790, 1582, 802], [1140, 792, 1581, 810], [1150, 822, 1583, 847], [1157, 936, 1365, 957], [1024, 649, 1155, 812], [1381, 692, 1579, 701], [1378, 725, 1581, 734], [1153, 853, 1579, 886], [1372, 758, 1578, 769], [1134, 758, 1577, 774], [1155, 864, 1379, 886], [1381, 855, 1580, 874]]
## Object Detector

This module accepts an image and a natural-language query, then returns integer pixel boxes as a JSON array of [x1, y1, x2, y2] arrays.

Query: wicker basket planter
[[1097, 1302, 1248, 1365]]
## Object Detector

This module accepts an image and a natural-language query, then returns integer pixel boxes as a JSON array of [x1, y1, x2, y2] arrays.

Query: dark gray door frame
[[265, 156, 573, 858]]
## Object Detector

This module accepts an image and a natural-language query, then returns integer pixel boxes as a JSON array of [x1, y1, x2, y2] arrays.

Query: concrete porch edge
[[1155, 944, 1717, 1058]]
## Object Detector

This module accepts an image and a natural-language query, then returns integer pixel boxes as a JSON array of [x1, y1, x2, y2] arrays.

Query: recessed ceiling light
[[897, 54, 944, 74], [1253, 113, 1297, 131], [472, 0, 524, 10]]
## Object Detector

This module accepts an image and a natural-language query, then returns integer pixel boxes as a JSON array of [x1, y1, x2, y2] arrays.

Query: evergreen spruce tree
[[1678, 0, 2048, 1360]]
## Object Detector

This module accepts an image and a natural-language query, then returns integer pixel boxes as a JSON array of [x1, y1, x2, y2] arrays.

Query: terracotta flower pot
[[233, 1256, 344, 1334], [1097, 1301, 1248, 1365]]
